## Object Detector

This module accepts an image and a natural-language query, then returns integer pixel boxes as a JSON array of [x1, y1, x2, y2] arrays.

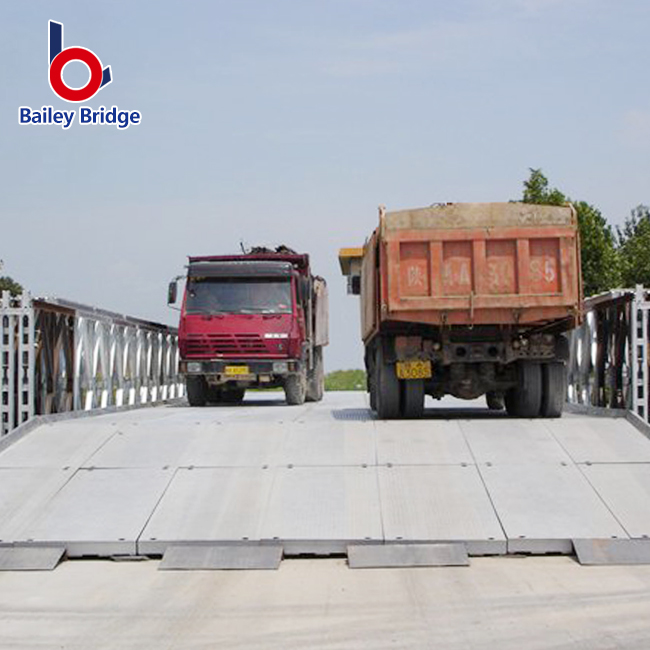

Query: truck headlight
[[273, 361, 289, 373], [187, 362, 202, 373]]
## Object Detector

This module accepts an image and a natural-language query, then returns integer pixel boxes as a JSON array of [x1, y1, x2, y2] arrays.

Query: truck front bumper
[[180, 359, 300, 378]]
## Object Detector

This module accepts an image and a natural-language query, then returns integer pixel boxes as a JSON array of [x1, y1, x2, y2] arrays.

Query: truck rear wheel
[[376, 345, 400, 419], [186, 375, 207, 407], [401, 379, 425, 418], [365, 346, 377, 411], [540, 362, 565, 418], [285, 370, 307, 405], [306, 347, 325, 402], [505, 362, 542, 418]]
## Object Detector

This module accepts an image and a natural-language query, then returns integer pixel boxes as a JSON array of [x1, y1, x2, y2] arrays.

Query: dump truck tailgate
[[376, 202, 581, 330]]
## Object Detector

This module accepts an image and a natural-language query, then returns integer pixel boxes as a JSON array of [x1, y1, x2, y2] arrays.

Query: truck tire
[[505, 362, 542, 418], [366, 347, 377, 411], [306, 347, 325, 402], [222, 387, 246, 404], [540, 362, 565, 418], [376, 345, 400, 419], [486, 391, 505, 411], [186, 375, 207, 407], [401, 379, 425, 418], [285, 370, 307, 405]]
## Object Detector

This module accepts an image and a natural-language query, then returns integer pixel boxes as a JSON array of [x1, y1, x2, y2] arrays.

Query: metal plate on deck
[[139, 467, 275, 554], [85, 426, 203, 469], [277, 421, 375, 467], [545, 417, 650, 464], [573, 539, 650, 565], [0, 420, 118, 469], [18, 468, 173, 556], [460, 419, 571, 464], [0, 468, 75, 541], [480, 463, 628, 553], [348, 543, 469, 568], [159, 544, 282, 570], [378, 465, 506, 555], [0, 545, 65, 571], [580, 464, 650, 538], [376, 420, 473, 465], [180, 423, 286, 468], [260, 467, 382, 549]]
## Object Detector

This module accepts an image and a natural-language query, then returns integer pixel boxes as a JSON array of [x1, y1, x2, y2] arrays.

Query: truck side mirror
[[348, 275, 361, 295], [168, 280, 178, 305]]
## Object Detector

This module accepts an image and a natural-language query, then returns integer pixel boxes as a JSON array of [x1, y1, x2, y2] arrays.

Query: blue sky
[[2, 0, 649, 370]]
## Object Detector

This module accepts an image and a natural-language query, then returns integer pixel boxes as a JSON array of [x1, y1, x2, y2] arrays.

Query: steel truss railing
[[566, 286, 650, 420], [1, 293, 183, 435]]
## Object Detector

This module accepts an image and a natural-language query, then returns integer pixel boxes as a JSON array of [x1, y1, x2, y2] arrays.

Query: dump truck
[[339, 202, 582, 419], [169, 247, 328, 406]]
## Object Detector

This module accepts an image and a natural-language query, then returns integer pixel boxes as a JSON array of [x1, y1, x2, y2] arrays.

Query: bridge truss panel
[[567, 287, 649, 419], [0, 292, 183, 434]]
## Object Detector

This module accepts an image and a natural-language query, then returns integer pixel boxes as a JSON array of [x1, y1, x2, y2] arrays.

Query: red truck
[[168, 247, 328, 406], [340, 202, 582, 419]]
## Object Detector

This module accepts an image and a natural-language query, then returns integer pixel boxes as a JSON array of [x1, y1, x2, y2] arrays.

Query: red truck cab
[[169, 249, 328, 406]]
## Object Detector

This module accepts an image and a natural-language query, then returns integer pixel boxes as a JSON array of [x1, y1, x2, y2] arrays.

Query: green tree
[[0, 276, 23, 297], [617, 205, 650, 287], [523, 168, 566, 206], [521, 169, 620, 296]]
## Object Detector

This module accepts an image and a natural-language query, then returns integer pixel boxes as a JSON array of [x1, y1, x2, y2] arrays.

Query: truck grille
[[185, 333, 268, 357]]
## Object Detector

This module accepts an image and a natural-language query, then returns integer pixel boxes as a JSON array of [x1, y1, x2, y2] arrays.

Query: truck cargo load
[[340, 202, 582, 419]]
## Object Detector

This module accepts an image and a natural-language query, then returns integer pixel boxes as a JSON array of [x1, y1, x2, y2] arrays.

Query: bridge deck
[[1, 393, 650, 560]]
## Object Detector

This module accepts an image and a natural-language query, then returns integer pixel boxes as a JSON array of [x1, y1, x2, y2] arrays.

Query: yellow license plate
[[396, 360, 432, 380], [225, 365, 250, 376]]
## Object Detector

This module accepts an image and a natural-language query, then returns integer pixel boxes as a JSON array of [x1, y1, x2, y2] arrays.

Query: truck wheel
[[366, 347, 377, 411], [486, 391, 505, 411], [222, 387, 246, 404], [306, 347, 325, 402], [186, 375, 207, 407], [540, 362, 565, 418], [401, 380, 425, 418], [285, 370, 307, 405], [505, 362, 542, 418], [376, 345, 400, 419]]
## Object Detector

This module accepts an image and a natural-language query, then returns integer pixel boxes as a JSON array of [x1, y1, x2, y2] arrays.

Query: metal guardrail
[[1, 292, 183, 435], [566, 286, 650, 420]]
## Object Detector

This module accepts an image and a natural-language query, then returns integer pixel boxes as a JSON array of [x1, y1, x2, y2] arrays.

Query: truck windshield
[[186, 278, 293, 314]]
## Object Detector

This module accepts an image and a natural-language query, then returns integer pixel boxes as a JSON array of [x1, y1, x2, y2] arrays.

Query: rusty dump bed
[[358, 202, 582, 338]]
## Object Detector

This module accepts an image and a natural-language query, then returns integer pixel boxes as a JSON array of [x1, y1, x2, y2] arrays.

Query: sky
[[1, 0, 649, 371]]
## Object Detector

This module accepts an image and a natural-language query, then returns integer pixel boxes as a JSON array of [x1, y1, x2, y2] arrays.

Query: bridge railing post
[[0, 291, 35, 434], [631, 285, 649, 421]]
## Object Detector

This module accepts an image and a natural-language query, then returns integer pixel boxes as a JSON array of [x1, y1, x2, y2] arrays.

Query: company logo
[[18, 20, 141, 130], [48, 21, 112, 103]]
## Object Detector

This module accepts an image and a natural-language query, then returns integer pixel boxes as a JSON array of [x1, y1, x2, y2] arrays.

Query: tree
[[523, 168, 566, 206], [617, 205, 650, 288], [521, 169, 620, 296], [0, 276, 23, 297]]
